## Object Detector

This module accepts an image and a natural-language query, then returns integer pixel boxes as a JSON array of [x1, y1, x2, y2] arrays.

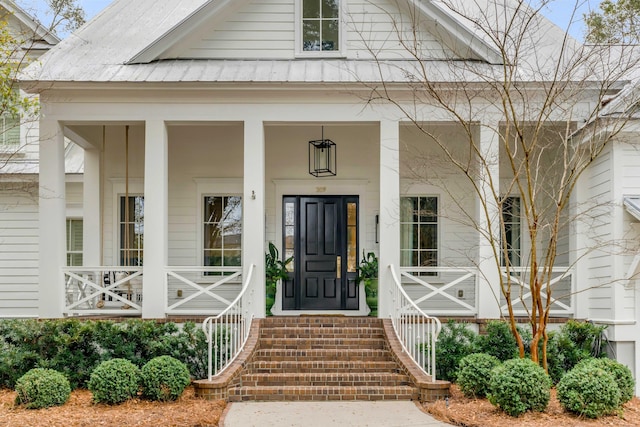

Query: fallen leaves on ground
[[424, 385, 640, 427], [0, 386, 225, 427]]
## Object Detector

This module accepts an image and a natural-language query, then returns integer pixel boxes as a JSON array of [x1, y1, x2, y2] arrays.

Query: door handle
[[336, 256, 341, 279]]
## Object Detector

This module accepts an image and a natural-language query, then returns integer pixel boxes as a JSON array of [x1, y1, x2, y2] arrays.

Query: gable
[[133, 0, 489, 63]]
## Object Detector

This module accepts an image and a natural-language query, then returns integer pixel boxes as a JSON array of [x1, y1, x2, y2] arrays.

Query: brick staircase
[[228, 316, 416, 401], [194, 316, 450, 402]]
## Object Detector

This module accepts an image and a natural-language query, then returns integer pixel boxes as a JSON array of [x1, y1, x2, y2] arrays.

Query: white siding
[[585, 146, 613, 319], [165, 0, 455, 60]]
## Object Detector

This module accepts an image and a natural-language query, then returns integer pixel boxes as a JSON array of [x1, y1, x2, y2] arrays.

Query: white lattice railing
[[63, 267, 143, 315], [165, 266, 243, 315], [389, 264, 442, 381], [202, 263, 255, 380], [500, 266, 575, 316], [400, 267, 478, 316]]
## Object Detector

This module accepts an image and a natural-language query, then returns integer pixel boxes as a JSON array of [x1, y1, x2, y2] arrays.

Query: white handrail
[[201, 263, 255, 380], [389, 264, 441, 381]]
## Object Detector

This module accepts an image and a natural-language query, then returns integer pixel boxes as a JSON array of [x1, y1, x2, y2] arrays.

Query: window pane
[[204, 197, 223, 223], [421, 197, 437, 222], [303, 21, 320, 51], [205, 224, 223, 249], [224, 250, 242, 267], [303, 0, 320, 18], [420, 224, 437, 250], [400, 198, 414, 222], [204, 250, 222, 267], [420, 251, 437, 267], [322, 0, 339, 18], [322, 20, 339, 51]]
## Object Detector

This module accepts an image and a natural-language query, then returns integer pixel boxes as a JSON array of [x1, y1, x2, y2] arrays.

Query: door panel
[[282, 195, 359, 310]]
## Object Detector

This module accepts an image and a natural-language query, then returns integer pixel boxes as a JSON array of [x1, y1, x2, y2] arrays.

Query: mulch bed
[[424, 385, 640, 427], [0, 386, 225, 427]]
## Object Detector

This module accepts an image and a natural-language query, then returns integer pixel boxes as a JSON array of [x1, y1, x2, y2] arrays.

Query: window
[[204, 196, 242, 268], [400, 196, 438, 269], [300, 0, 341, 53], [0, 114, 19, 146], [501, 196, 521, 267], [66, 219, 83, 266], [120, 196, 144, 266]]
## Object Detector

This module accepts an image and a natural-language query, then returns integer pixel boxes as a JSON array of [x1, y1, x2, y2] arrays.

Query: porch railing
[[399, 267, 478, 316], [202, 263, 255, 380], [63, 267, 143, 315], [389, 264, 442, 381], [500, 266, 575, 316], [165, 266, 243, 315]]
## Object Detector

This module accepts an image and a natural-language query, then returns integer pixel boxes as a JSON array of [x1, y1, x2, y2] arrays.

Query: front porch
[[38, 112, 577, 321]]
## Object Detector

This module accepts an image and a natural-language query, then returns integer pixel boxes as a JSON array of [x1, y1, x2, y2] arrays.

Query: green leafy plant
[[14, 368, 71, 409], [557, 363, 621, 418], [141, 356, 191, 401], [358, 251, 378, 316], [456, 353, 501, 398], [476, 320, 519, 361], [265, 242, 292, 316], [575, 358, 635, 404], [488, 358, 551, 417], [88, 358, 140, 405], [432, 320, 478, 382]]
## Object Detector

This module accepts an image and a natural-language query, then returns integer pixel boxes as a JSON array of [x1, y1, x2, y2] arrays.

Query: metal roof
[[624, 196, 640, 221]]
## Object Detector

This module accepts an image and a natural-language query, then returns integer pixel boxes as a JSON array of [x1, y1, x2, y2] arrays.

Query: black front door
[[282, 196, 359, 310]]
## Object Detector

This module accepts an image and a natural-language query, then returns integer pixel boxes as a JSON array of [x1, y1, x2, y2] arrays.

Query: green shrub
[[433, 321, 478, 382], [575, 358, 634, 404], [477, 321, 519, 361], [457, 353, 501, 398], [88, 358, 140, 404], [546, 321, 608, 384], [14, 368, 71, 409], [141, 356, 191, 401], [488, 358, 551, 417], [557, 364, 620, 418]]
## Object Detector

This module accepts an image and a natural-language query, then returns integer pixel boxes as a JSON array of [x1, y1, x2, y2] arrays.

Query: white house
[[4, 0, 640, 394]]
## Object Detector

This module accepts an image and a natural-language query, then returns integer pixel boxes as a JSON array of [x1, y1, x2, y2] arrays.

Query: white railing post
[[202, 263, 255, 379]]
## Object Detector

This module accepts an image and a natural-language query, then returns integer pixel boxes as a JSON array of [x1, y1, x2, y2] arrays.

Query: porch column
[[142, 120, 168, 318], [243, 118, 265, 318], [83, 148, 102, 266], [39, 119, 66, 318], [477, 122, 501, 319], [379, 119, 401, 319]]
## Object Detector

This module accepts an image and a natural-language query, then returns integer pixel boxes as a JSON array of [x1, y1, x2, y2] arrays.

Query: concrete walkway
[[221, 401, 454, 427]]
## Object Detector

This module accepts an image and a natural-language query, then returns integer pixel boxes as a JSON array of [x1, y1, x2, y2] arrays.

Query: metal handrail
[[201, 263, 255, 380], [389, 264, 441, 381]]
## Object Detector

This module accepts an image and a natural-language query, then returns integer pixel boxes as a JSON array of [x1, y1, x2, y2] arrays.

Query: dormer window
[[297, 0, 344, 56]]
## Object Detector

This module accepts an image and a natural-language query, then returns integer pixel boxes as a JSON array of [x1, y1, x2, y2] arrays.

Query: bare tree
[[351, 0, 640, 369]]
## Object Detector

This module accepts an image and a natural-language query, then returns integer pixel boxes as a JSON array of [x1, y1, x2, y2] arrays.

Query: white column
[[243, 119, 266, 318], [379, 119, 400, 319], [477, 122, 501, 319], [83, 148, 102, 267], [39, 119, 66, 318], [142, 120, 168, 318]]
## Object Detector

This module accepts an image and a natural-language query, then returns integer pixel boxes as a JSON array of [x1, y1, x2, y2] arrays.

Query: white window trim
[[399, 193, 440, 272], [111, 178, 144, 266], [295, 0, 348, 58], [500, 194, 524, 268], [195, 178, 243, 270]]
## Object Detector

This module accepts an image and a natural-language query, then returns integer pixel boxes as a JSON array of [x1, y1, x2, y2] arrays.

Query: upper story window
[[66, 219, 83, 266], [0, 114, 20, 146], [298, 0, 343, 56]]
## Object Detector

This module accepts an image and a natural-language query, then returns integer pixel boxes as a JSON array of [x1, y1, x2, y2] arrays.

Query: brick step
[[252, 348, 392, 362], [258, 337, 386, 350], [244, 360, 401, 374], [259, 326, 385, 340], [261, 317, 383, 328], [227, 385, 419, 402], [240, 372, 411, 387]]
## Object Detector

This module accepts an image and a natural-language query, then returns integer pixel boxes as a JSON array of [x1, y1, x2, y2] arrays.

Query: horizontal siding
[[0, 189, 39, 316], [171, 0, 455, 60]]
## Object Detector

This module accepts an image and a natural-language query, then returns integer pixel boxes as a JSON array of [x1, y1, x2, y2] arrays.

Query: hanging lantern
[[308, 127, 336, 177]]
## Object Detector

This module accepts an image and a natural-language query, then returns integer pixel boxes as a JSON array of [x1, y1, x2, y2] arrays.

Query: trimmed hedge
[[88, 358, 140, 404], [557, 364, 620, 418], [141, 356, 191, 401], [575, 358, 634, 404], [14, 368, 71, 409], [488, 358, 551, 417], [457, 353, 501, 398]]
